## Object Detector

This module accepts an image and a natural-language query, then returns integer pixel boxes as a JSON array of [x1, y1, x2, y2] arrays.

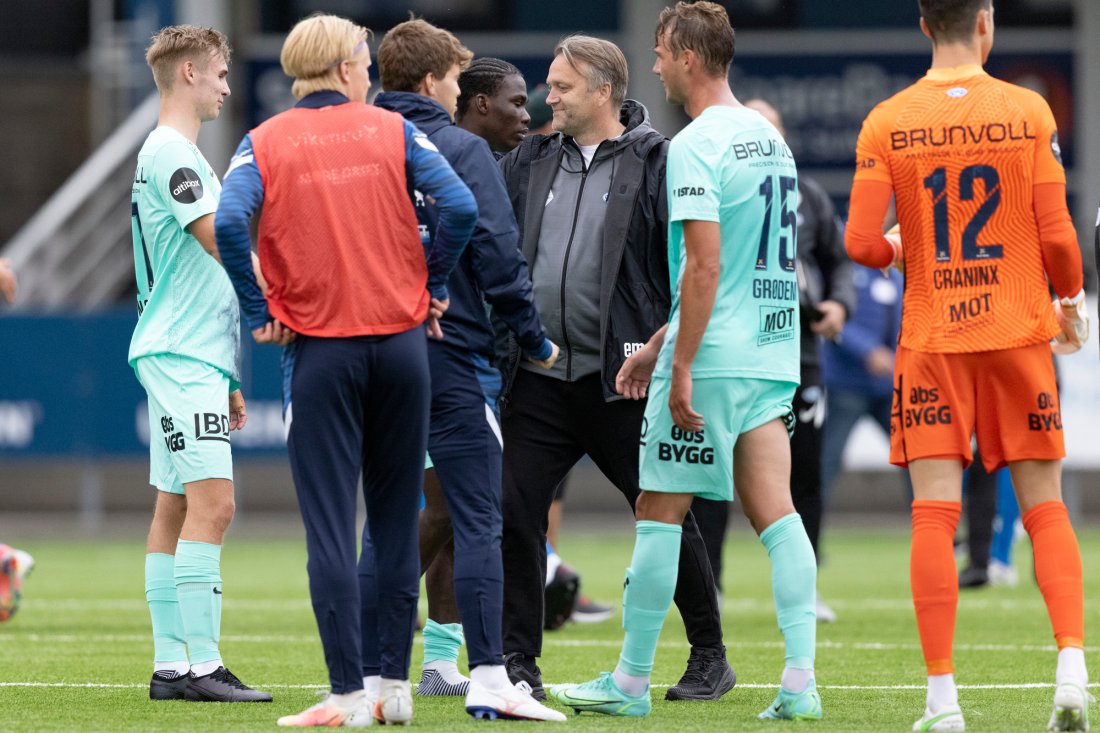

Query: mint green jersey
[[128, 126, 240, 388], [655, 105, 799, 383]]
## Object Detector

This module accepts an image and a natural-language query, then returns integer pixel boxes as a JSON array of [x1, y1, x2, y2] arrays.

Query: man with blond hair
[[216, 13, 477, 727], [361, 18, 563, 722], [552, 2, 820, 719], [496, 32, 732, 702], [131, 25, 270, 703]]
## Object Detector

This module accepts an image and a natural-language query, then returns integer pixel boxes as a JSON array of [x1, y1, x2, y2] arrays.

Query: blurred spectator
[[0, 544, 34, 622], [0, 259, 16, 303], [959, 461, 1021, 588], [524, 84, 553, 134], [544, 475, 614, 626], [820, 265, 904, 504]]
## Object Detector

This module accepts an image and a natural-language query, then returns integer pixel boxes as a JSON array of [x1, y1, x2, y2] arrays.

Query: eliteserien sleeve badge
[[1050, 131, 1063, 166], [169, 167, 205, 204], [414, 135, 439, 153]]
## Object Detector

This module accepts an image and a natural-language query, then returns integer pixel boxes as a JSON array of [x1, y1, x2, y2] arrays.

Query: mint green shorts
[[134, 355, 234, 494], [638, 376, 796, 501]]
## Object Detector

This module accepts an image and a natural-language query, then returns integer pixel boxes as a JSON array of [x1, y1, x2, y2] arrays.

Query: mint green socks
[[617, 520, 683, 678], [760, 513, 817, 675], [145, 553, 188, 670], [423, 619, 464, 664], [175, 540, 223, 667]]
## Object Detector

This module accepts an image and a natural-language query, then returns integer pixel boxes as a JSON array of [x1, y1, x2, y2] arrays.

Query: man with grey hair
[[496, 34, 733, 702]]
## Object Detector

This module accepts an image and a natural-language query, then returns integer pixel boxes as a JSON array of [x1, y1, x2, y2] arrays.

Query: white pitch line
[[0, 682, 327, 689], [25, 599, 312, 611], [0, 635, 1075, 654], [543, 639, 1069, 653], [24, 597, 1050, 613], [722, 598, 1048, 612], [0, 634, 320, 643], [1, 681, 1097, 691]]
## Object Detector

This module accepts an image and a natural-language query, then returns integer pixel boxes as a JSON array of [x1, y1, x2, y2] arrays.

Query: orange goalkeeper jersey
[[853, 65, 1064, 353]]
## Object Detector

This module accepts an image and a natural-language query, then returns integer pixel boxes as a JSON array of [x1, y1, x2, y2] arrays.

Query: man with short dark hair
[[847, 0, 1089, 729], [367, 18, 564, 722], [551, 2, 820, 720], [497, 32, 732, 703]]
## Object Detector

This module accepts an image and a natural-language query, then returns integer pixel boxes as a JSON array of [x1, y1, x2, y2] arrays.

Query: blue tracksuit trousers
[[360, 340, 504, 673], [284, 329, 428, 691]]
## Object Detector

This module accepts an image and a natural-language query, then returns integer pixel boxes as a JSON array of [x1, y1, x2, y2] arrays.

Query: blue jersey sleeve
[[403, 120, 477, 300], [215, 134, 271, 330]]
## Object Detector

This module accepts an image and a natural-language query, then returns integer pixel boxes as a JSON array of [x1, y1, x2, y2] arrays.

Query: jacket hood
[[373, 91, 452, 135], [619, 99, 652, 136]]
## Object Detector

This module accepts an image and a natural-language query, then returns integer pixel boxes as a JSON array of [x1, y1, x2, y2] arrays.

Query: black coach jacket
[[497, 100, 671, 402]]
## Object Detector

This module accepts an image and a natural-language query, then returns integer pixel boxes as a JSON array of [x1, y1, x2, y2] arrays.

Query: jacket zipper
[[559, 160, 590, 381]]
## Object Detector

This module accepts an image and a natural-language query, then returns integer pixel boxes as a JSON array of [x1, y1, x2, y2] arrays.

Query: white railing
[[2, 91, 159, 310]]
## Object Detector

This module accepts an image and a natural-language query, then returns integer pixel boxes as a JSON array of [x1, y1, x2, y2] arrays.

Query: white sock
[[1057, 648, 1088, 686], [329, 689, 367, 708], [927, 673, 958, 711], [424, 660, 469, 684], [362, 675, 381, 697], [470, 664, 510, 690], [153, 660, 190, 676], [611, 665, 649, 697], [781, 666, 814, 693], [380, 678, 410, 695], [545, 552, 562, 587], [190, 659, 222, 677]]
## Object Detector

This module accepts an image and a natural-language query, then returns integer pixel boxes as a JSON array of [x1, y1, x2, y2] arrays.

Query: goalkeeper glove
[[1051, 289, 1089, 355]]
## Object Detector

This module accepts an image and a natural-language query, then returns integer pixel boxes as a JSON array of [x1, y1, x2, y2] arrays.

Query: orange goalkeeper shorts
[[889, 342, 1064, 471]]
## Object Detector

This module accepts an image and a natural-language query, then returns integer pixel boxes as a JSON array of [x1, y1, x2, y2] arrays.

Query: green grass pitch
[[2, 526, 1098, 731]]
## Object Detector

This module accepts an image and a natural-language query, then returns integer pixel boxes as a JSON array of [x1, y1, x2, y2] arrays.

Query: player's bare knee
[[211, 496, 236, 532], [1009, 459, 1063, 513], [149, 492, 187, 540], [185, 485, 235, 534], [420, 505, 452, 539], [636, 490, 692, 525], [741, 496, 796, 536]]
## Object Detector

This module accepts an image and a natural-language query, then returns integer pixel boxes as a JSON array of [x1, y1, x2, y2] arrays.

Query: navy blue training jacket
[[374, 91, 550, 361]]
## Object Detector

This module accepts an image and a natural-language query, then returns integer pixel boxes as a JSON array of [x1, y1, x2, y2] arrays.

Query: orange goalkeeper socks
[[910, 500, 961, 675], [1023, 501, 1084, 650]]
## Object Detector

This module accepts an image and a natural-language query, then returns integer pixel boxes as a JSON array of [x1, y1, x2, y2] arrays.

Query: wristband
[[1060, 289, 1085, 307]]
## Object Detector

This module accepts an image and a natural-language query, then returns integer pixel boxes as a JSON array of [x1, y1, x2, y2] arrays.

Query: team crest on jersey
[[169, 168, 204, 203], [1050, 131, 1063, 165], [946, 87, 968, 98]]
